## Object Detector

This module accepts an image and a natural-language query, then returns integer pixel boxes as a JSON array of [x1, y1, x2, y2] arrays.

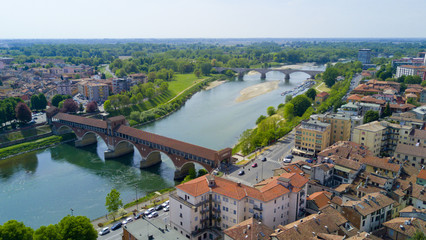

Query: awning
[[292, 148, 315, 156], [334, 165, 352, 173]]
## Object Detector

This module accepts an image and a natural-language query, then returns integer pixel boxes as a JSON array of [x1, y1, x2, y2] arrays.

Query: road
[[224, 131, 295, 186], [97, 209, 170, 240], [343, 73, 362, 101]]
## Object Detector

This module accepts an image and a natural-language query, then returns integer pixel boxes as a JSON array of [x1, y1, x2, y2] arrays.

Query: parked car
[[111, 222, 122, 231], [305, 159, 313, 163], [283, 158, 292, 163], [261, 157, 267, 162], [144, 207, 155, 216], [286, 155, 294, 159], [134, 212, 143, 220], [238, 170, 245, 175], [99, 227, 110, 235], [252, 163, 258, 168], [163, 206, 170, 212], [161, 200, 169, 208], [148, 211, 158, 219], [123, 217, 133, 224], [155, 205, 163, 211]]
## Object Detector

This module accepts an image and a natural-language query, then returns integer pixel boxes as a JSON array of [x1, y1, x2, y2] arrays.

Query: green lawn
[[314, 81, 331, 93], [0, 125, 52, 144], [168, 74, 200, 95], [98, 66, 113, 79]]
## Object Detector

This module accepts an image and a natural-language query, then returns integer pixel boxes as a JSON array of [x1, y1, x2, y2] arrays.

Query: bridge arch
[[56, 124, 75, 135]]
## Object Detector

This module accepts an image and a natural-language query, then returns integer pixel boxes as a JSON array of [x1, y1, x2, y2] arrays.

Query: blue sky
[[1, 0, 425, 38]]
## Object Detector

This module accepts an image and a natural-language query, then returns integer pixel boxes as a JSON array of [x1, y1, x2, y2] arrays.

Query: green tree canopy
[[382, 102, 391, 118], [0, 220, 34, 240], [363, 110, 379, 124], [57, 216, 97, 240], [103, 100, 112, 112], [305, 88, 317, 101], [33, 225, 60, 240], [323, 67, 339, 87], [105, 189, 123, 219], [267, 106, 276, 116], [256, 115, 267, 125], [290, 95, 311, 117], [285, 94, 293, 103]]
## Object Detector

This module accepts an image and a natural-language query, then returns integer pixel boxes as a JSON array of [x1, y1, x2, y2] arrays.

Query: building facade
[[294, 120, 331, 156], [169, 174, 308, 240], [315, 113, 352, 145], [358, 49, 372, 64]]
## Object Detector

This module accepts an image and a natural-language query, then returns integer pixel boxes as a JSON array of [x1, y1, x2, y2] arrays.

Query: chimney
[[237, 182, 241, 187], [294, 225, 298, 231], [325, 226, 329, 233]]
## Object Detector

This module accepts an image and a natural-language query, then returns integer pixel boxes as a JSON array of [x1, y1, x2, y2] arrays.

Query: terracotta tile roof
[[389, 103, 416, 110], [411, 129, 426, 140], [331, 196, 343, 206], [116, 125, 219, 161], [224, 217, 274, 240], [406, 88, 422, 93], [55, 112, 107, 128], [342, 192, 395, 216], [307, 191, 331, 209], [347, 94, 363, 101], [334, 183, 351, 193], [399, 205, 426, 214], [330, 156, 362, 170], [177, 174, 306, 202], [360, 156, 401, 173], [315, 233, 345, 240], [272, 206, 352, 240], [395, 144, 426, 158], [360, 96, 386, 105], [418, 169, 426, 180], [411, 183, 426, 202], [282, 164, 304, 175], [346, 232, 382, 240], [366, 173, 388, 186], [318, 141, 372, 160], [382, 218, 425, 238]]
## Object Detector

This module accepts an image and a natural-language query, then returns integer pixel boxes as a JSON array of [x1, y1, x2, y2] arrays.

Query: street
[[97, 209, 171, 240], [224, 131, 295, 186]]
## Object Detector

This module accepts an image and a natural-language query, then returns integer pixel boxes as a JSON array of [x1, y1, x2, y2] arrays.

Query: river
[[0, 66, 324, 228]]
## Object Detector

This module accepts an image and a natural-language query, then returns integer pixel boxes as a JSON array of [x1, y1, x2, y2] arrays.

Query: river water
[[0, 66, 324, 228]]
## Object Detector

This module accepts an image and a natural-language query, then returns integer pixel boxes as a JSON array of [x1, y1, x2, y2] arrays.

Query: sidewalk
[[91, 191, 171, 229]]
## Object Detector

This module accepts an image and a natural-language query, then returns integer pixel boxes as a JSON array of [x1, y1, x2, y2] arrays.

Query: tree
[[57, 215, 97, 240], [79, 103, 84, 112], [0, 220, 34, 240], [52, 94, 64, 107], [382, 102, 391, 117], [256, 115, 267, 125], [290, 95, 311, 117], [62, 99, 79, 113], [305, 88, 317, 101], [285, 94, 293, 103], [283, 103, 294, 120], [363, 110, 379, 124], [86, 101, 98, 113], [267, 106, 276, 116], [200, 63, 212, 75], [15, 102, 32, 123], [38, 93, 47, 110], [104, 100, 112, 112], [410, 230, 426, 240], [197, 169, 208, 177], [404, 75, 422, 84], [194, 69, 201, 78], [105, 189, 123, 220], [323, 67, 338, 87], [34, 225, 60, 240], [188, 167, 197, 179], [147, 72, 156, 82], [30, 94, 40, 110]]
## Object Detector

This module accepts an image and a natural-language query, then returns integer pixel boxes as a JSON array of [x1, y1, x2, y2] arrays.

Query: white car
[[148, 211, 158, 219], [163, 206, 170, 212], [283, 158, 292, 163], [144, 207, 155, 216], [161, 200, 169, 208], [99, 227, 110, 235], [122, 217, 133, 225]]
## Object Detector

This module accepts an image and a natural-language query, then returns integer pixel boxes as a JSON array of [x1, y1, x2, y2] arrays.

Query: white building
[[169, 174, 308, 240], [57, 80, 72, 96], [396, 65, 426, 78]]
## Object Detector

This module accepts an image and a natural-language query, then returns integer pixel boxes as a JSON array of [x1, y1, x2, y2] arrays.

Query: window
[[195, 217, 198, 221]]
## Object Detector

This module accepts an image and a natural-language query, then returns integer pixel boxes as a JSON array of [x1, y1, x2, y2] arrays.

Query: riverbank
[[274, 62, 317, 70], [205, 80, 226, 90], [235, 80, 279, 102], [0, 133, 76, 160]]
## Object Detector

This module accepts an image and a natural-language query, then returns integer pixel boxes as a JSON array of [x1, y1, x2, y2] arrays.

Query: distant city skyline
[[1, 0, 425, 39]]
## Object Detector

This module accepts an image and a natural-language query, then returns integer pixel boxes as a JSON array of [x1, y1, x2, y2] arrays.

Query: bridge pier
[[238, 72, 244, 80], [174, 163, 195, 180], [75, 134, 97, 147], [260, 72, 266, 80], [104, 142, 134, 159], [285, 74, 290, 82], [140, 152, 162, 168]]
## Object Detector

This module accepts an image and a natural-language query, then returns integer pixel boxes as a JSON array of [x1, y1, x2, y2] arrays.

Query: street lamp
[[70, 208, 74, 216]]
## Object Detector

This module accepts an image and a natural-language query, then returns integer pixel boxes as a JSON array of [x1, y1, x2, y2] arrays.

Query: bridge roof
[[116, 125, 218, 161], [55, 112, 107, 129]]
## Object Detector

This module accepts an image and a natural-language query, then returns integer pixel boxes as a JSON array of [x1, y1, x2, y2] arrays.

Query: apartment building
[[77, 81, 109, 102], [294, 120, 331, 156], [358, 49, 372, 64], [360, 156, 402, 179], [112, 78, 134, 94], [341, 192, 395, 233], [394, 144, 426, 168], [396, 65, 426, 79], [352, 121, 412, 157], [56, 80, 72, 96], [315, 113, 352, 145], [169, 174, 308, 240]]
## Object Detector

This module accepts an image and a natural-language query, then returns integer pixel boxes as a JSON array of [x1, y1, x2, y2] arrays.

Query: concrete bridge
[[46, 107, 232, 179], [213, 67, 323, 81]]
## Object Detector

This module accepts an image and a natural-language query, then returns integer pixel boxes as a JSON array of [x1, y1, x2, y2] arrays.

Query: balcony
[[253, 205, 263, 211], [200, 208, 209, 214]]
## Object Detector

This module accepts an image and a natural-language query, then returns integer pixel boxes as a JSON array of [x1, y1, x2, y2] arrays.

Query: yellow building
[[315, 113, 352, 145], [352, 121, 386, 156], [294, 120, 331, 156]]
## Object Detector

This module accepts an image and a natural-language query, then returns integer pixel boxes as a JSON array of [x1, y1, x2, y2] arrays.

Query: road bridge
[[46, 107, 232, 179], [213, 67, 323, 81]]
